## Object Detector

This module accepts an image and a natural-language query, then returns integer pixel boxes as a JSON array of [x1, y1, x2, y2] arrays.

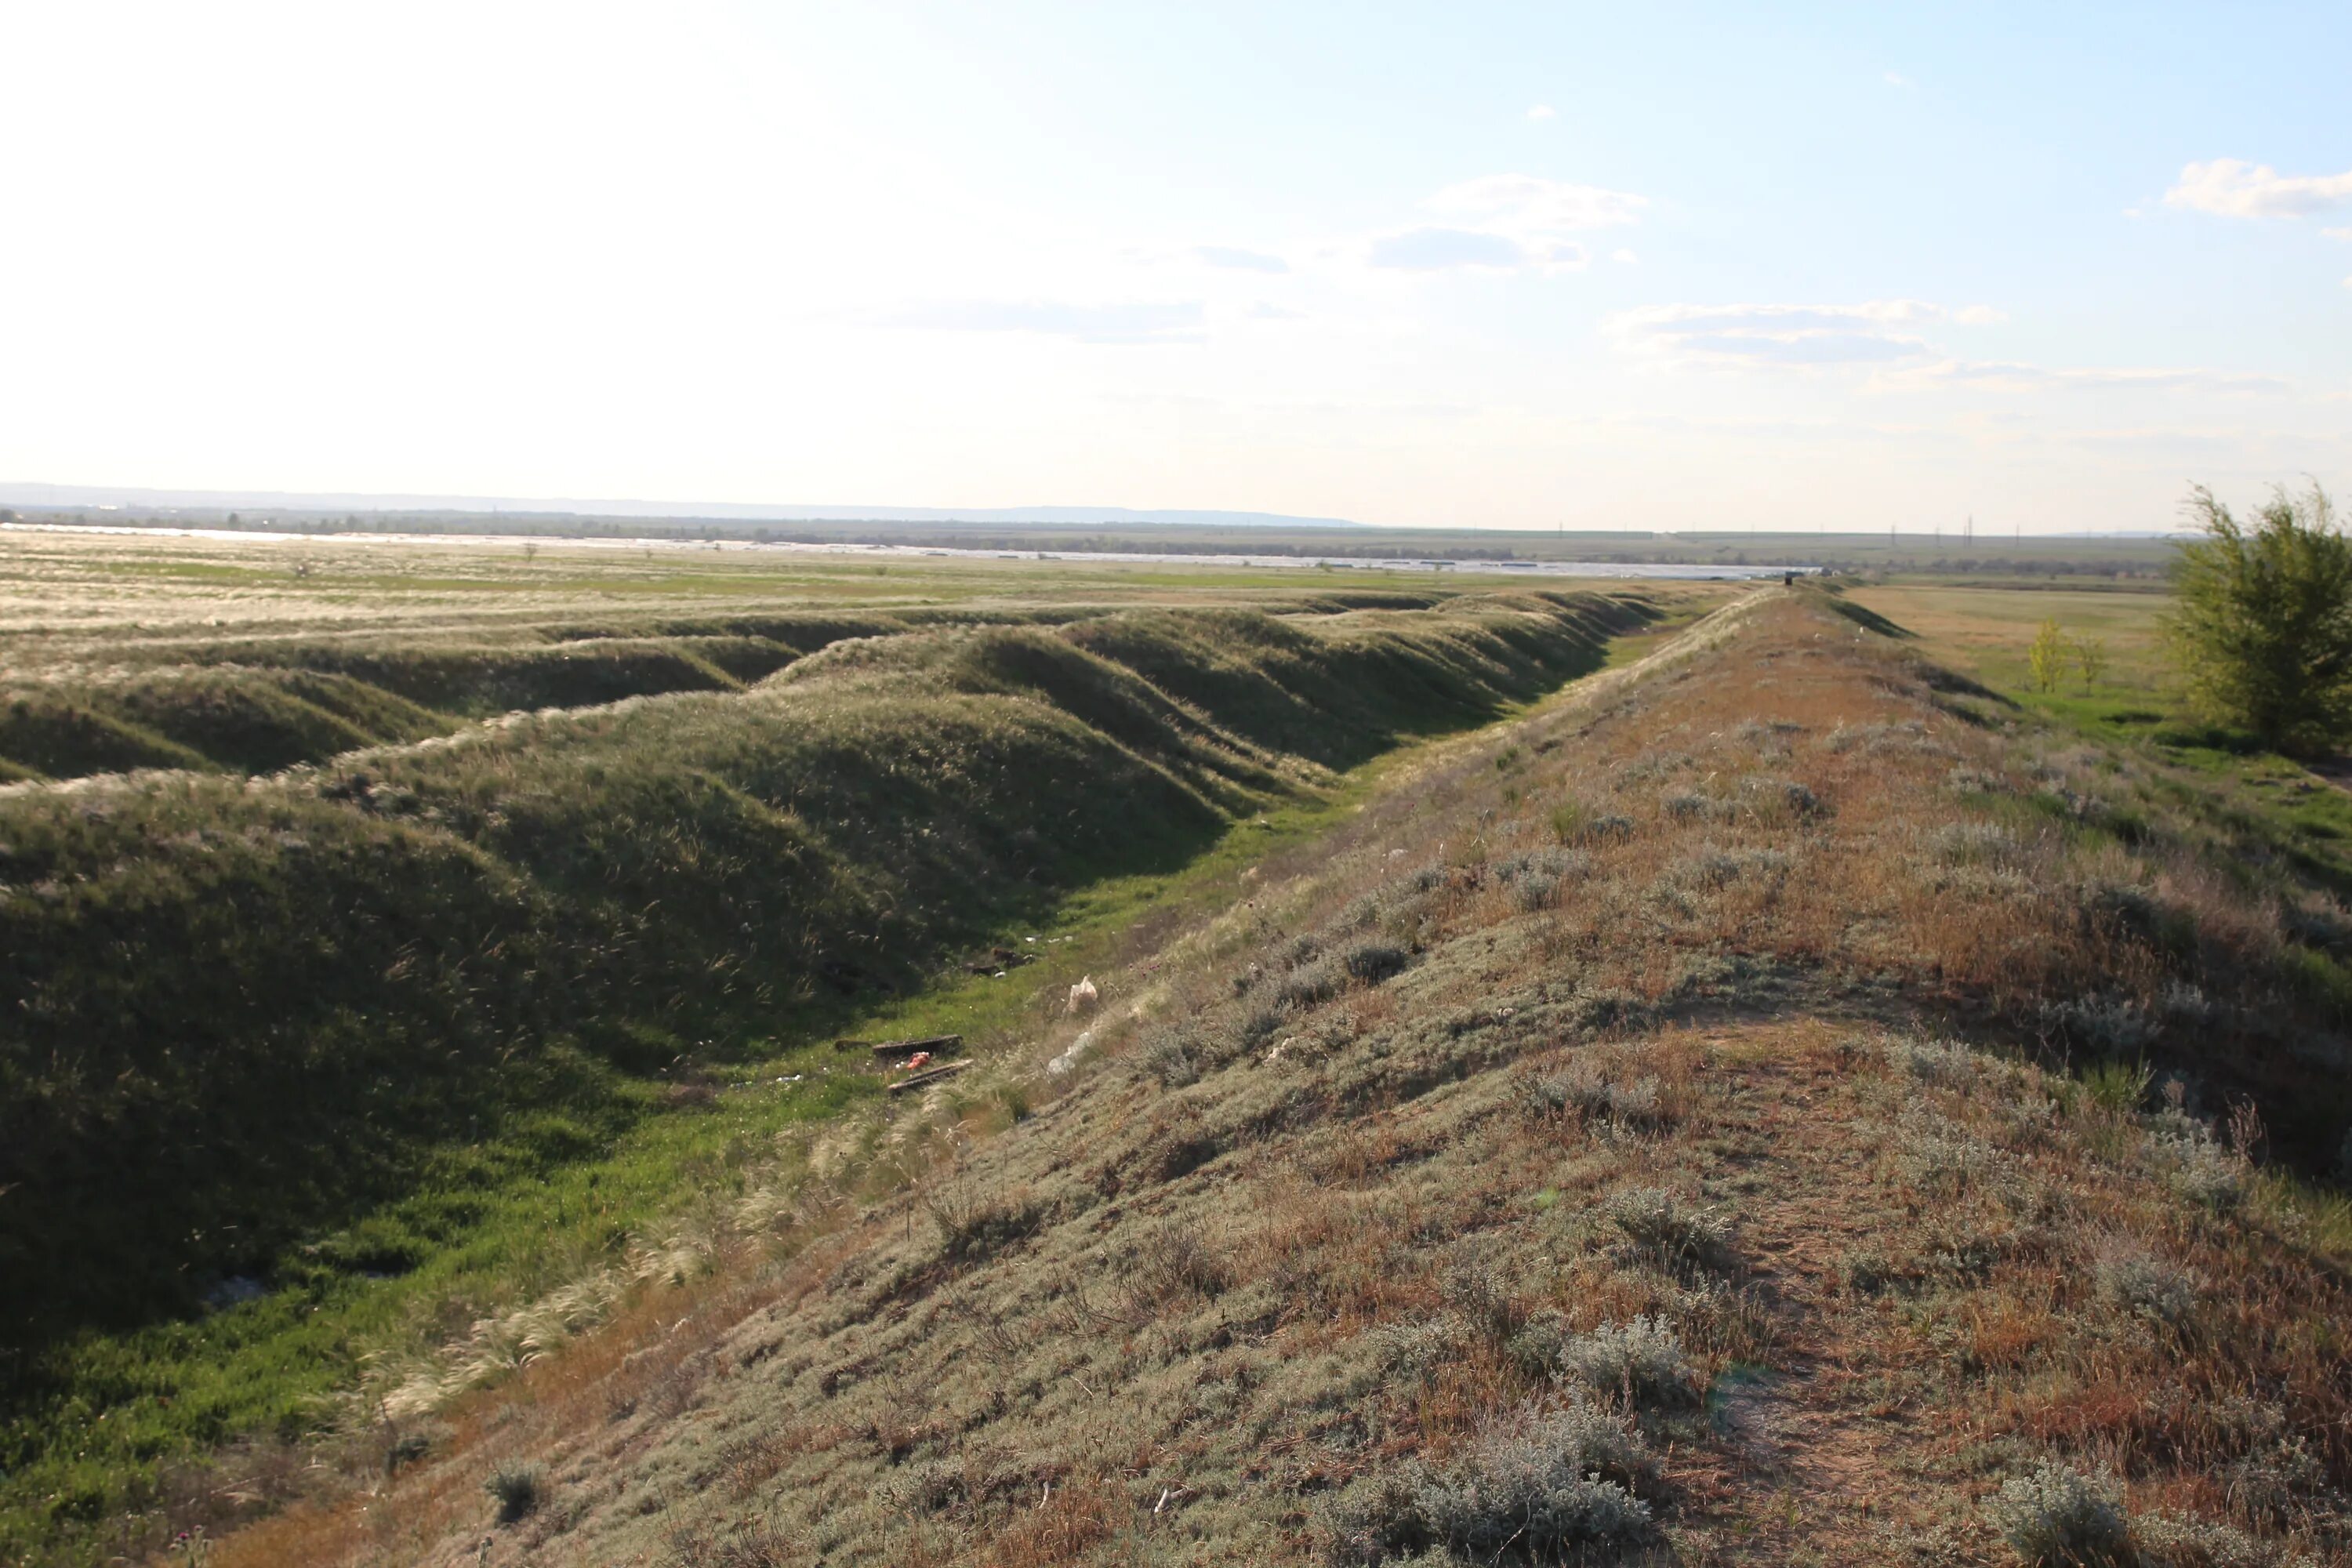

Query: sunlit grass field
[[1848, 579, 2352, 896]]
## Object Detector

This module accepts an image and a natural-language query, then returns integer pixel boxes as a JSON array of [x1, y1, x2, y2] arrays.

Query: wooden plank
[[885, 1058, 972, 1094], [869, 1033, 961, 1058]]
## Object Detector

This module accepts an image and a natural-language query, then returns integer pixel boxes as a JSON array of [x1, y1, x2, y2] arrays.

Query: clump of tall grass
[[1555, 1316, 1699, 1408], [1526, 1059, 1668, 1133], [1601, 1186, 1728, 1269]]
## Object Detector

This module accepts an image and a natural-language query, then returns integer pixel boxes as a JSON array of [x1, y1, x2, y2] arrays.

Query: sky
[[2, 2, 2347, 533]]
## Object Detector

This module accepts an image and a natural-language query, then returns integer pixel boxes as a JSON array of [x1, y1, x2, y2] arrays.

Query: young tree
[[2027, 618, 2069, 692], [2074, 634, 2108, 692], [2167, 481, 2352, 753]]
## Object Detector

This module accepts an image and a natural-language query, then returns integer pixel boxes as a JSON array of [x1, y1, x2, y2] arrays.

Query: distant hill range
[[0, 481, 1359, 531]]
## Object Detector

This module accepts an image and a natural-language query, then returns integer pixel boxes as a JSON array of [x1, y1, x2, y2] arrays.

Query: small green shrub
[[2148, 1128, 2245, 1214], [1527, 1061, 1666, 1131], [1985, 1461, 2129, 1567], [1325, 1401, 1654, 1566], [1896, 1116, 2003, 1198], [1601, 1186, 1727, 1268], [1884, 1033, 1981, 1091], [1343, 942, 1410, 984], [1145, 1026, 1204, 1088], [1837, 1245, 1898, 1296], [2093, 1242, 2198, 1328], [928, 1194, 1045, 1268], [1414, 1402, 1653, 1563], [1556, 1316, 1699, 1408], [1275, 956, 1347, 1011]]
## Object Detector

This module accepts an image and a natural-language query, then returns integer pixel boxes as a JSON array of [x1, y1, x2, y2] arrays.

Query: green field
[[1847, 580, 2352, 898]]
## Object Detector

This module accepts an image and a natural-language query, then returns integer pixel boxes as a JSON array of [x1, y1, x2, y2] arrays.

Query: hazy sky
[[4, 2, 2347, 532]]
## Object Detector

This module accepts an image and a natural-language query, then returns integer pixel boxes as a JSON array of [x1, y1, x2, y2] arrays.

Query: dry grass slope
[[209, 589, 2352, 1568]]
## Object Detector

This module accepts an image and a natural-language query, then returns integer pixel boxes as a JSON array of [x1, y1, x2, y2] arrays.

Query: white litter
[[1047, 1030, 1095, 1077]]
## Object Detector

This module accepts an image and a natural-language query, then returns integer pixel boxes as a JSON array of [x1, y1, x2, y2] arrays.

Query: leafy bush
[[2051, 992, 2154, 1053], [2167, 480, 2352, 753], [1661, 789, 1712, 822], [1984, 1461, 2129, 1567], [1368, 1316, 1475, 1384]]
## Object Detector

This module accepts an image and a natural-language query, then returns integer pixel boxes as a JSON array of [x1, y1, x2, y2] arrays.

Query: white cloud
[[2164, 158, 2352, 218], [1428, 173, 1646, 233], [1605, 300, 2270, 396], [1194, 245, 1289, 273], [1889, 359, 2290, 395], [1608, 299, 1977, 365], [1526, 104, 1555, 120], [1363, 173, 1641, 274], [1610, 248, 1639, 265], [1246, 302, 1305, 320], [1368, 227, 1534, 270], [1884, 71, 1914, 89], [2326, 227, 2352, 242], [879, 300, 1204, 344]]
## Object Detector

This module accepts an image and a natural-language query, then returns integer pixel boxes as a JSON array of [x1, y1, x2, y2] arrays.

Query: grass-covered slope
[[222, 587, 2352, 1568], [0, 592, 1643, 1353]]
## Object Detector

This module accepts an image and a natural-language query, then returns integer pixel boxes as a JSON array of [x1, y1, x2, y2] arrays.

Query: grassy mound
[[0, 695, 210, 779], [0, 594, 1643, 1356]]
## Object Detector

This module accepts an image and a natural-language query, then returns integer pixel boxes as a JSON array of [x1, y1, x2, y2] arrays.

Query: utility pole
[[1965, 514, 1974, 547]]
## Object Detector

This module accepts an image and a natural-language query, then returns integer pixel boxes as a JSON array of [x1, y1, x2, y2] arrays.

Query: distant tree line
[[7, 510, 2177, 575]]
